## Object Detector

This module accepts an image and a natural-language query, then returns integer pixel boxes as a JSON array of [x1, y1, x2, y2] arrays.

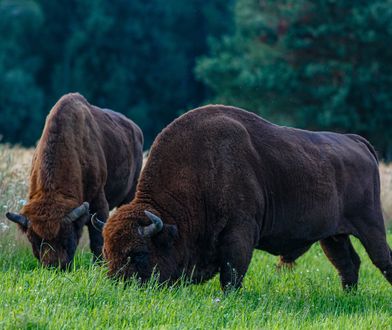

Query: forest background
[[0, 0, 391, 160]]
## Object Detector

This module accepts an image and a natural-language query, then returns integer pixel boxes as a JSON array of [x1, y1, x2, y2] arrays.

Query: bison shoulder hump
[[51, 93, 90, 118]]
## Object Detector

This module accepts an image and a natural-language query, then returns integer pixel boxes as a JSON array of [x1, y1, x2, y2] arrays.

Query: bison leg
[[320, 235, 361, 291], [87, 222, 104, 262], [356, 223, 392, 285], [277, 245, 312, 271], [218, 230, 254, 292], [88, 194, 109, 262]]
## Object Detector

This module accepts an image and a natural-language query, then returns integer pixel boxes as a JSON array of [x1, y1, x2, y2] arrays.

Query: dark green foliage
[[0, 0, 44, 145], [0, 0, 233, 146], [2, 0, 391, 158], [197, 0, 392, 160]]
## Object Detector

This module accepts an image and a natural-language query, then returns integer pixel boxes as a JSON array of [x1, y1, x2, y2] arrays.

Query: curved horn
[[63, 202, 89, 223], [5, 212, 29, 228], [91, 213, 105, 232], [139, 210, 163, 237]]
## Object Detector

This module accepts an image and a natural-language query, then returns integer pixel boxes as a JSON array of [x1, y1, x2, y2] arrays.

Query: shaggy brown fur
[[13, 93, 143, 268], [103, 105, 391, 291]]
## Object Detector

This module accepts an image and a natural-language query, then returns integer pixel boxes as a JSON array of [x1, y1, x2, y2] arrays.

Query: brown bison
[[99, 105, 391, 291], [6, 93, 143, 269]]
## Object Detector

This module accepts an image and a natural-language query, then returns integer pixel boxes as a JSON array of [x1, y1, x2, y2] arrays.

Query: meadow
[[0, 145, 391, 329]]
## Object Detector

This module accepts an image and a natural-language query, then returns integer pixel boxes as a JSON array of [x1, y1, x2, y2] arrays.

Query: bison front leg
[[218, 229, 254, 292], [88, 194, 109, 262]]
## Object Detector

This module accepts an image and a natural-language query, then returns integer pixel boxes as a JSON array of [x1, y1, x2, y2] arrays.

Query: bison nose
[[41, 257, 72, 270], [39, 248, 71, 270]]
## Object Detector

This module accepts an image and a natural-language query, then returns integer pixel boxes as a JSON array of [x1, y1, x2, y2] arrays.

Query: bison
[[6, 93, 143, 269], [98, 105, 391, 291]]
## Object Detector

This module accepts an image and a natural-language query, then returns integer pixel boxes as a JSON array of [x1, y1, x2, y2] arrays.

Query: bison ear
[[154, 224, 178, 249]]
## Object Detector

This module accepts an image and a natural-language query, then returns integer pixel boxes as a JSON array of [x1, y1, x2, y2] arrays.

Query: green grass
[[0, 145, 391, 329], [0, 232, 391, 330]]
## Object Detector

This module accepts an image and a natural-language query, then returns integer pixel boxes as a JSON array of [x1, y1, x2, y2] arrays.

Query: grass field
[[0, 145, 391, 329]]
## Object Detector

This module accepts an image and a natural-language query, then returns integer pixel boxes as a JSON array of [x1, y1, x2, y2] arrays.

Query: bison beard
[[103, 105, 392, 292], [6, 93, 143, 269]]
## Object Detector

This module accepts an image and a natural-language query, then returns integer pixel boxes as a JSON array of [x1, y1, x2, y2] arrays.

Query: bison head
[[6, 202, 90, 269], [101, 207, 178, 283]]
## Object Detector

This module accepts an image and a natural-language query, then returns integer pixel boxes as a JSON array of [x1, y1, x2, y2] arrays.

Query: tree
[[0, 0, 44, 145], [0, 0, 234, 147], [197, 0, 392, 160]]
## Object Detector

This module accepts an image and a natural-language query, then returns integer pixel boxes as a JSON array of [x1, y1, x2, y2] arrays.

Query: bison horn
[[63, 202, 89, 223], [139, 210, 164, 237], [5, 212, 29, 228], [91, 213, 105, 232]]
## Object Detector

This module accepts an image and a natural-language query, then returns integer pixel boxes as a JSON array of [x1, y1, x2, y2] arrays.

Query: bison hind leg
[[320, 235, 361, 291], [356, 224, 392, 286]]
